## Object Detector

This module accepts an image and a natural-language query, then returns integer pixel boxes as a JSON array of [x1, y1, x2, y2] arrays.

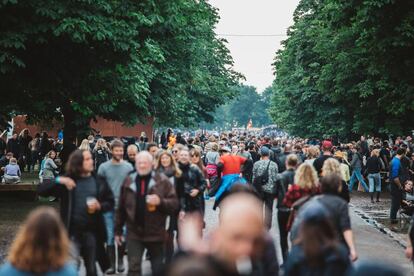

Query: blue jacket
[[0, 262, 77, 276]]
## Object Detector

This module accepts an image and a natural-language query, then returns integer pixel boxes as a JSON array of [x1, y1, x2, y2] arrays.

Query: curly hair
[[294, 163, 318, 190], [322, 158, 341, 177]]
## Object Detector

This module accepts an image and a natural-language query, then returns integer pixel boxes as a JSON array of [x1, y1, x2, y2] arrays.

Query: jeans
[[72, 231, 98, 276], [368, 173, 381, 193], [3, 175, 20, 184], [127, 239, 164, 276], [277, 209, 290, 263], [103, 211, 115, 246], [262, 192, 274, 229], [349, 168, 369, 192]]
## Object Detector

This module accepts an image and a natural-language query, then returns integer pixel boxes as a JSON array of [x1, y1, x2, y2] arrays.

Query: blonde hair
[[8, 207, 70, 274], [94, 138, 109, 151], [294, 163, 318, 189], [307, 146, 320, 159], [322, 158, 341, 176], [155, 150, 182, 177], [79, 139, 90, 151]]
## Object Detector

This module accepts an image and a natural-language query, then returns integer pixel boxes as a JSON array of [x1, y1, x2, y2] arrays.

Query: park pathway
[[81, 198, 413, 275]]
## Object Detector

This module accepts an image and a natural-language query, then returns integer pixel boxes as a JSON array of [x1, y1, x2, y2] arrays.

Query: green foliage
[[270, 0, 414, 139], [202, 85, 273, 130], [0, 0, 241, 137]]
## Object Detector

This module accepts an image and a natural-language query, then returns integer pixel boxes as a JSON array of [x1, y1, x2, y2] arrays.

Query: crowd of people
[[0, 129, 413, 276]]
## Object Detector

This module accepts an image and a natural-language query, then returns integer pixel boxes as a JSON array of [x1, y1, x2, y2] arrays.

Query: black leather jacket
[[178, 163, 207, 212]]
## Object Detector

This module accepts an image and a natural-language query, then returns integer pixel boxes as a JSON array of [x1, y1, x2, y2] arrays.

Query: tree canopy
[[202, 85, 273, 130], [270, 0, 414, 139], [0, 0, 241, 140]]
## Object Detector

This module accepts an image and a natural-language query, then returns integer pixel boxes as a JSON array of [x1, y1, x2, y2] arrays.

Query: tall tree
[[0, 0, 241, 142], [202, 85, 273, 130], [270, 0, 414, 139]]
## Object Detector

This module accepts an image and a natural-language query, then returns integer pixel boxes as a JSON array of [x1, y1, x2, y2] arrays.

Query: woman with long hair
[[322, 158, 350, 203], [0, 207, 77, 276], [155, 150, 182, 263], [190, 148, 207, 179], [92, 138, 111, 171], [40, 150, 59, 182], [155, 150, 182, 185], [38, 149, 115, 276], [304, 146, 319, 166], [283, 163, 320, 208], [366, 148, 383, 203], [285, 204, 351, 276], [79, 139, 91, 152]]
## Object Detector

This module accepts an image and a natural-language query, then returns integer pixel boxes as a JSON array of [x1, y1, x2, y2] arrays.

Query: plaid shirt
[[283, 184, 320, 208]]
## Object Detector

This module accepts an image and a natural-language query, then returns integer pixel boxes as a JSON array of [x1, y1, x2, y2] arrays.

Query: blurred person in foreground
[[38, 149, 115, 276], [285, 204, 352, 276], [115, 151, 179, 276], [170, 191, 278, 276], [0, 207, 77, 276], [290, 174, 358, 262]]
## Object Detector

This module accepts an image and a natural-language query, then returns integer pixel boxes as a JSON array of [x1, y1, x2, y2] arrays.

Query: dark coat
[[38, 173, 114, 271], [275, 168, 295, 210], [115, 171, 179, 241], [38, 174, 114, 240], [6, 138, 19, 158], [177, 163, 207, 213], [285, 244, 352, 276]]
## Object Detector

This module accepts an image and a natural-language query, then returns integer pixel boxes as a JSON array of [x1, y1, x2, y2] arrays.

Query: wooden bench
[[0, 182, 39, 200]]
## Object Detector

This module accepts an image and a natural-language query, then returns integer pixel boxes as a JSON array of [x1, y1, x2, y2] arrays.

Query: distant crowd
[[0, 128, 413, 276]]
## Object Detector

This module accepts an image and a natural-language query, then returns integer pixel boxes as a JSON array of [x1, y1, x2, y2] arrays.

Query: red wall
[[90, 117, 154, 140], [13, 115, 154, 141]]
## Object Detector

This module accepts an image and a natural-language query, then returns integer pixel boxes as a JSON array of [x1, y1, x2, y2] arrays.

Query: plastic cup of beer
[[86, 197, 97, 214], [146, 195, 156, 212]]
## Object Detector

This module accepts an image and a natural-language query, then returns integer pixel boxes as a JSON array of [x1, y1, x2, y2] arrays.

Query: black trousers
[[262, 192, 275, 229], [277, 209, 290, 263], [71, 231, 97, 276], [390, 189, 403, 223], [127, 239, 164, 276]]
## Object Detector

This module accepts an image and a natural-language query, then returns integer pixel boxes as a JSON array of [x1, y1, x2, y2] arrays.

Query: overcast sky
[[208, 0, 301, 92]]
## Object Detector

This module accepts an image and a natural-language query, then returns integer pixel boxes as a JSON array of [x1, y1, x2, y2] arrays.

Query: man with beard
[[98, 139, 133, 274]]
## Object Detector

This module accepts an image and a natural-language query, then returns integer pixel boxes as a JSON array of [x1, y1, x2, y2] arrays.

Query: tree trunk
[[61, 102, 77, 147]]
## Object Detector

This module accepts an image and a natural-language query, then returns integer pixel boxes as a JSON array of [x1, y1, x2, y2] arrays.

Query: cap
[[260, 146, 270, 156], [322, 140, 333, 150], [221, 146, 231, 152]]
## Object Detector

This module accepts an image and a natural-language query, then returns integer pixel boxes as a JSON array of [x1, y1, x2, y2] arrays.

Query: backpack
[[206, 163, 218, 178], [253, 161, 271, 196]]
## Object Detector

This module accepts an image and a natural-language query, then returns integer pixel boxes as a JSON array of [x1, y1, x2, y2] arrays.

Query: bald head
[[127, 144, 139, 163], [219, 193, 263, 225], [214, 193, 265, 268], [136, 151, 153, 176]]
